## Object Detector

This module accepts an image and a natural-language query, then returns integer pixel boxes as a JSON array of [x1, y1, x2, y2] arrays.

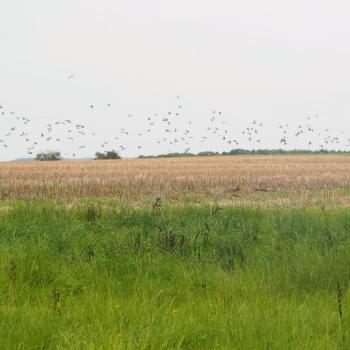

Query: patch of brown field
[[1, 156, 350, 201]]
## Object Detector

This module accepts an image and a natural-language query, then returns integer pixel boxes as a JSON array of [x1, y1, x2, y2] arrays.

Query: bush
[[35, 151, 61, 161], [95, 150, 121, 160]]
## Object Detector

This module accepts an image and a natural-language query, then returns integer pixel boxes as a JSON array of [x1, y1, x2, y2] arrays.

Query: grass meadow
[[1, 202, 350, 349], [1, 156, 350, 349]]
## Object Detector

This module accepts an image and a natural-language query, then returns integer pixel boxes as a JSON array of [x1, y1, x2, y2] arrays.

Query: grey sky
[[1, 0, 350, 160]]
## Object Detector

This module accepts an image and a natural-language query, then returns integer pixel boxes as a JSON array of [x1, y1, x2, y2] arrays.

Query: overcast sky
[[1, 0, 350, 160]]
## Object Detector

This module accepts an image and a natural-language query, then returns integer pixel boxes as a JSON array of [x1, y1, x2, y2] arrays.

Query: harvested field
[[1, 156, 350, 201]]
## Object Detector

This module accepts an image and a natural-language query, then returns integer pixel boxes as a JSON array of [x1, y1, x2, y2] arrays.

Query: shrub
[[94, 150, 121, 160], [35, 151, 61, 161]]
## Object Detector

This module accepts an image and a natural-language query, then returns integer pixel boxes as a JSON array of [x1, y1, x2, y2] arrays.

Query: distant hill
[[11, 158, 34, 162], [62, 157, 94, 161], [11, 157, 93, 162]]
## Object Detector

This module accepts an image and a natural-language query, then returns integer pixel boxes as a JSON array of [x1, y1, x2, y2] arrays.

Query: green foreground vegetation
[[1, 202, 350, 349]]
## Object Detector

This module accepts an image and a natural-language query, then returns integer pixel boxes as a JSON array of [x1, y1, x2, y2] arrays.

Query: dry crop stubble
[[0, 156, 350, 203]]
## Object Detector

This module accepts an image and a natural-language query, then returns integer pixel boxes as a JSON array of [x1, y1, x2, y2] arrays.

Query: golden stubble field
[[1, 156, 350, 206]]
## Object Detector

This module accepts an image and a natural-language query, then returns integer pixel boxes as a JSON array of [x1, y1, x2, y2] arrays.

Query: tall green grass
[[0, 202, 350, 349]]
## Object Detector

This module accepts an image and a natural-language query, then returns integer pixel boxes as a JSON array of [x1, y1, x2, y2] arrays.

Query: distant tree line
[[34, 148, 350, 162], [138, 149, 350, 159]]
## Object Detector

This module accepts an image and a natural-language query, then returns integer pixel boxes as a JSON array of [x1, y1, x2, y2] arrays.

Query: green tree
[[35, 151, 61, 161], [95, 150, 121, 160]]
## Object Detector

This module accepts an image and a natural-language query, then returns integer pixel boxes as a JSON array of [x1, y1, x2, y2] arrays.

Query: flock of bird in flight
[[0, 75, 349, 159]]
